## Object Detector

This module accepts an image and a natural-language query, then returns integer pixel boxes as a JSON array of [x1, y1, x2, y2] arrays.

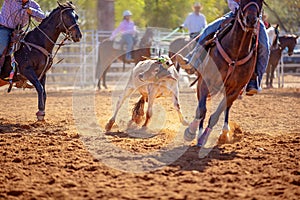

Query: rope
[[170, 33, 201, 61], [160, 27, 182, 41]]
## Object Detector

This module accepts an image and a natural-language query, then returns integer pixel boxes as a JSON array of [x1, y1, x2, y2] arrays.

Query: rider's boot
[[176, 54, 192, 69], [176, 31, 217, 71], [246, 73, 261, 96]]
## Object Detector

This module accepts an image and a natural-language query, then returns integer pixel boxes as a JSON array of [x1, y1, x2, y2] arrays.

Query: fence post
[[281, 53, 284, 88]]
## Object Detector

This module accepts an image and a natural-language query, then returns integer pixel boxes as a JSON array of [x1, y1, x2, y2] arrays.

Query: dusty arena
[[0, 83, 299, 199]]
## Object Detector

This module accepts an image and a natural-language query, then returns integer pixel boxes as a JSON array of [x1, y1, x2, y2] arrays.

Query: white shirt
[[183, 12, 207, 34], [227, 0, 240, 12]]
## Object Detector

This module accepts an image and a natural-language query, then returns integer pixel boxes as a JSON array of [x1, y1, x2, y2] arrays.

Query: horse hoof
[[219, 130, 229, 144], [184, 128, 196, 142], [37, 115, 45, 121], [197, 128, 211, 147], [36, 111, 45, 121], [105, 119, 115, 132]]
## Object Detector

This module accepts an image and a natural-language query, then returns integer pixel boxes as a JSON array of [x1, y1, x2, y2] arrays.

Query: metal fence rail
[[45, 29, 188, 87]]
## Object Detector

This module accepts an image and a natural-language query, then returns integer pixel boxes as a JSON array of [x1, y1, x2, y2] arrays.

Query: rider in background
[[110, 10, 138, 62], [177, 0, 270, 95], [262, 13, 271, 29], [0, 0, 45, 60], [181, 2, 207, 40]]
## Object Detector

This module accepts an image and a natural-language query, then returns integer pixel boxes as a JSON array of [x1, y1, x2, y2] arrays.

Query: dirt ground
[[0, 85, 299, 200]]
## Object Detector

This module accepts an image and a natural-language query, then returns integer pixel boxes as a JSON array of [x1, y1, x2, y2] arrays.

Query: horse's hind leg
[[102, 67, 109, 89]]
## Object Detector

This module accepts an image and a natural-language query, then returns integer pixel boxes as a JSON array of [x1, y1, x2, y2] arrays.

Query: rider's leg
[[0, 27, 12, 57], [177, 12, 234, 69], [122, 33, 134, 60], [246, 21, 270, 94]]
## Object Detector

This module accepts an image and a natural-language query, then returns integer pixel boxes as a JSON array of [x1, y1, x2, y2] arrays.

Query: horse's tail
[[132, 96, 145, 124]]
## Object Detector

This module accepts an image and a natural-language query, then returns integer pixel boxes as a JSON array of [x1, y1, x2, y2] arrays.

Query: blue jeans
[[0, 26, 12, 57], [189, 12, 270, 83], [121, 33, 134, 60]]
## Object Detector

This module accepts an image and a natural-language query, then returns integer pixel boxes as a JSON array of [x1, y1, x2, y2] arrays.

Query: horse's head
[[282, 35, 299, 56], [239, 0, 263, 31], [57, 1, 82, 42], [139, 28, 154, 48]]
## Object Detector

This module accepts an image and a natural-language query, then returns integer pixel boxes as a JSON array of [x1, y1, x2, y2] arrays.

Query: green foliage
[[114, 0, 146, 27], [264, 0, 300, 33]]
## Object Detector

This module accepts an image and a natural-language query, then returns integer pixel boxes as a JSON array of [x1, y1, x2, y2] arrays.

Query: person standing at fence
[[262, 13, 271, 29], [110, 10, 138, 62], [180, 2, 207, 40]]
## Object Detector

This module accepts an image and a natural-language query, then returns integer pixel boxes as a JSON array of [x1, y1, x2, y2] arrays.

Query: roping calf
[[105, 56, 188, 132]]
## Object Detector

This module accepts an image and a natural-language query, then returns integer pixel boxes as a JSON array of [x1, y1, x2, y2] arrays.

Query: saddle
[[0, 27, 24, 70], [0, 27, 34, 90], [112, 35, 139, 51]]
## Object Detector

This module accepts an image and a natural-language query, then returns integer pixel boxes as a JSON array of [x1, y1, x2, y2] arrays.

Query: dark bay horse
[[96, 28, 153, 90], [265, 35, 298, 88], [0, 2, 82, 121], [182, 0, 264, 146]]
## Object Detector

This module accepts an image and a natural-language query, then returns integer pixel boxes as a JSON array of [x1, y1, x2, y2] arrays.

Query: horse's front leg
[[270, 64, 276, 88], [219, 106, 232, 144], [198, 93, 237, 147], [40, 75, 47, 114], [102, 66, 109, 89], [23, 67, 46, 121], [184, 83, 208, 142]]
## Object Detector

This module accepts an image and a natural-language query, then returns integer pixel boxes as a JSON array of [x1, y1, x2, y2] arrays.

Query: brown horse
[[95, 28, 153, 90], [181, 0, 264, 146], [265, 35, 298, 88]]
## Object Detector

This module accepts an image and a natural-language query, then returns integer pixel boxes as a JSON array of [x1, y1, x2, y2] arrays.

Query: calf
[[105, 56, 188, 132]]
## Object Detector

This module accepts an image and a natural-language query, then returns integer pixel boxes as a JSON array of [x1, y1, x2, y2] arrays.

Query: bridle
[[56, 7, 79, 39], [237, 2, 261, 32], [215, 1, 262, 84]]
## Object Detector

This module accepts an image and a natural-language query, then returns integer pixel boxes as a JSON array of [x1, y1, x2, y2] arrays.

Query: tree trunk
[[97, 0, 115, 33]]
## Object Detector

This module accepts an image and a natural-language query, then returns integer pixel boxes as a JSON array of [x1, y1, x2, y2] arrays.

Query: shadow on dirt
[[170, 145, 237, 172]]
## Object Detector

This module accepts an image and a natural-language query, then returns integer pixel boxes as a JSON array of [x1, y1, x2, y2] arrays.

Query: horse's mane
[[281, 34, 298, 39], [39, 2, 75, 27]]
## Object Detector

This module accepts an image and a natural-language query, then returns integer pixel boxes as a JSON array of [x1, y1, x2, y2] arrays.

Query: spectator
[[181, 2, 207, 40]]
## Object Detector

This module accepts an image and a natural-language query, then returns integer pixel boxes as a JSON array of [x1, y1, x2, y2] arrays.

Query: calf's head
[[138, 59, 173, 82]]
